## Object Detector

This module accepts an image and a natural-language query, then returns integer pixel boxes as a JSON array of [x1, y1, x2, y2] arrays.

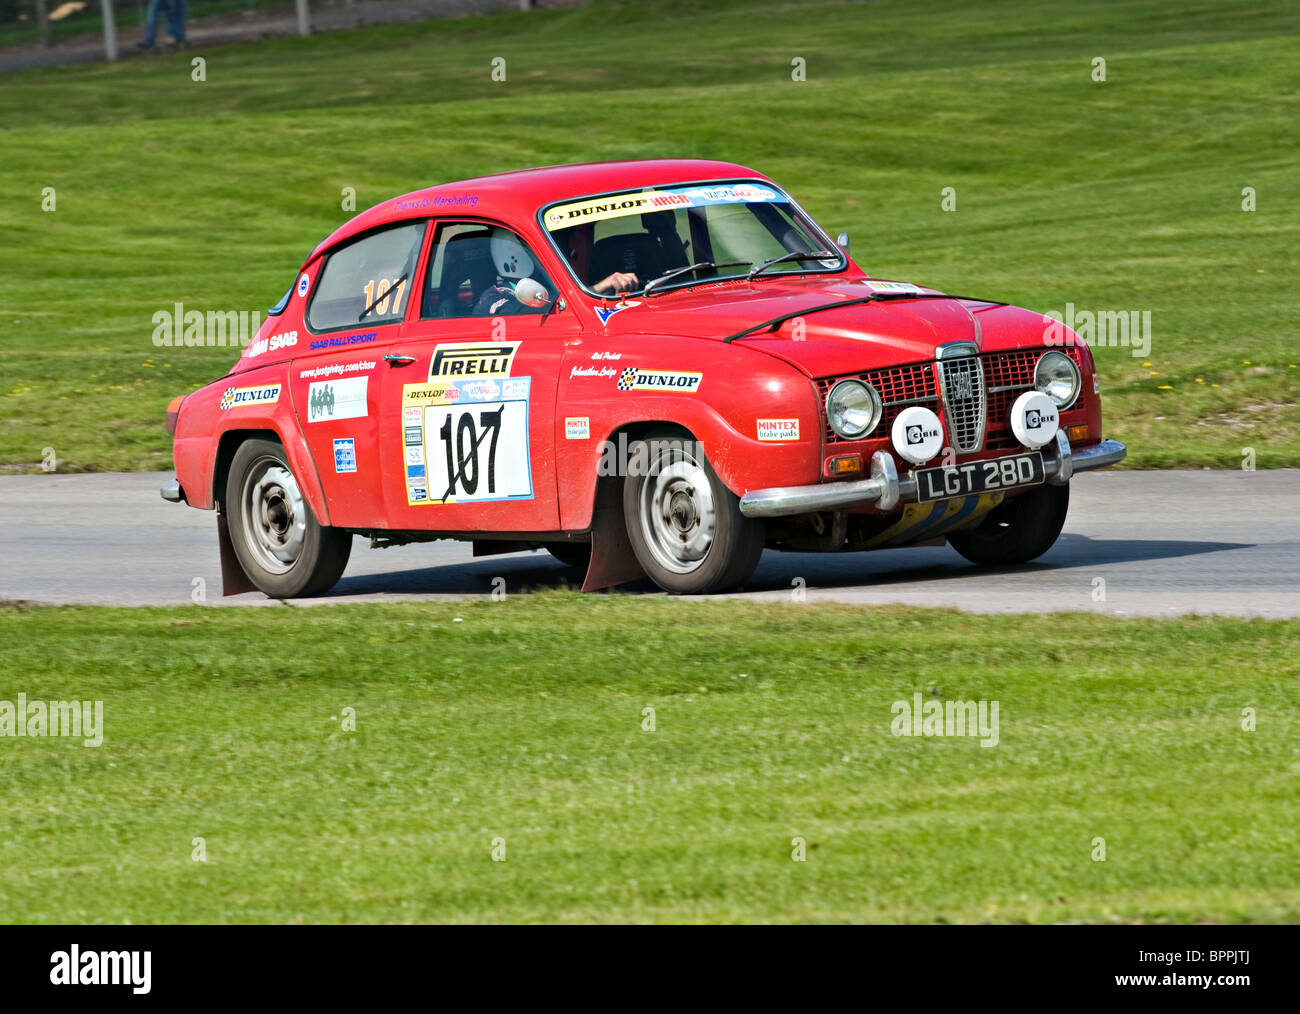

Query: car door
[[379, 220, 581, 534], [288, 219, 428, 529]]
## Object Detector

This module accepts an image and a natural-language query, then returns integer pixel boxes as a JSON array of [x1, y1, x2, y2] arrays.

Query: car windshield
[[542, 181, 844, 297]]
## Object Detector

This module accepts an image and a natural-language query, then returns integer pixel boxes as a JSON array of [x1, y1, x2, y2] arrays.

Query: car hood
[[598, 276, 1057, 377]]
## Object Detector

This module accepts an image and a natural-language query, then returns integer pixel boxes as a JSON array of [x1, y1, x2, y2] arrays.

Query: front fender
[[556, 340, 821, 531]]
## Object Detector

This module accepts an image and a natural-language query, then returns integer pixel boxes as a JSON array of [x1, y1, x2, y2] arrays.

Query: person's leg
[[168, 0, 187, 44], [156, 0, 172, 43], [139, 0, 164, 48]]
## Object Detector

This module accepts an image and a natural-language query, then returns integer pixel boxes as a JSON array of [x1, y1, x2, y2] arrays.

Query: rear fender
[[173, 365, 331, 526], [210, 425, 331, 527]]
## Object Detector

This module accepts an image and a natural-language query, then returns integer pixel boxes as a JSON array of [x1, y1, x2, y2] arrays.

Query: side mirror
[[514, 277, 552, 308], [836, 232, 851, 255]]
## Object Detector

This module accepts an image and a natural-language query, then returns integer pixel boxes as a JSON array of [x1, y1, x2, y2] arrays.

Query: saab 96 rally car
[[161, 158, 1126, 597]]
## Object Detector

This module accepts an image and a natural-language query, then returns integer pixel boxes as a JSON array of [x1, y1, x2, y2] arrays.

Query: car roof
[[307, 158, 767, 263]]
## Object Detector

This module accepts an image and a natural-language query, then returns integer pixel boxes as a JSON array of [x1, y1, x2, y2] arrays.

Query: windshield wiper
[[747, 250, 836, 281], [357, 271, 409, 322], [641, 260, 750, 298]]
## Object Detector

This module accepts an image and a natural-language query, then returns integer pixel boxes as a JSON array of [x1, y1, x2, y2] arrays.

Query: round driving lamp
[[826, 379, 882, 439], [1034, 350, 1081, 409]]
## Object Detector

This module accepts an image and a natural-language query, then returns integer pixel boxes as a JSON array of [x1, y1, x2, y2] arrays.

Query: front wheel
[[224, 438, 352, 597], [947, 482, 1069, 566], [622, 430, 764, 594]]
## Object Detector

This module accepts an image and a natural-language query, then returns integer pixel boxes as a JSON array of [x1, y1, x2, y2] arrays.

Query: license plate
[[915, 452, 1044, 503]]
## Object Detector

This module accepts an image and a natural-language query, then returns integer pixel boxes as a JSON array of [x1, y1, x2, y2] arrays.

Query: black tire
[[622, 429, 764, 593], [224, 438, 352, 597], [546, 542, 592, 570], [947, 482, 1070, 566]]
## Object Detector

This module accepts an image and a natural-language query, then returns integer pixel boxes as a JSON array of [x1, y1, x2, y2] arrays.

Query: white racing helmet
[[490, 234, 535, 280]]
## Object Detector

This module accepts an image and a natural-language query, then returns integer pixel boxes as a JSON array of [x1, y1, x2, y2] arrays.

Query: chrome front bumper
[[160, 478, 184, 503], [738, 434, 1127, 519]]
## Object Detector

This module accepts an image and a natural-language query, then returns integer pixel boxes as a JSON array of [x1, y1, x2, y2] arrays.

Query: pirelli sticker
[[428, 342, 520, 381]]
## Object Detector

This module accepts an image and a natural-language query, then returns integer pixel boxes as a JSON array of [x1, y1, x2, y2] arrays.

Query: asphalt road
[[0, 470, 1296, 617]]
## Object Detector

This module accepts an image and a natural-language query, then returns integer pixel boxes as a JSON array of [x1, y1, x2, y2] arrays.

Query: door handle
[[383, 354, 417, 366]]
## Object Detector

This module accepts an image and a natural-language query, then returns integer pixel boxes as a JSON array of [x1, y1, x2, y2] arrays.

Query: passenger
[[474, 234, 638, 315], [474, 235, 546, 315]]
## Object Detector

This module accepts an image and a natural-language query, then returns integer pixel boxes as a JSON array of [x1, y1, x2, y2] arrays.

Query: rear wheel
[[224, 438, 352, 597], [622, 430, 764, 593], [947, 482, 1069, 565]]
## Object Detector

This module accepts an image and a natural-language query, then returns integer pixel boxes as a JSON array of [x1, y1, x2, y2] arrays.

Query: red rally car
[[161, 159, 1126, 597]]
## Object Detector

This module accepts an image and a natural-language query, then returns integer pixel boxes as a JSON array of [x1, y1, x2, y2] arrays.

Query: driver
[[589, 212, 686, 296], [594, 270, 639, 296]]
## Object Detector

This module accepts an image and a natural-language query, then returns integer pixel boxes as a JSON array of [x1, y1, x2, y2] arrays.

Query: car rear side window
[[306, 221, 426, 332]]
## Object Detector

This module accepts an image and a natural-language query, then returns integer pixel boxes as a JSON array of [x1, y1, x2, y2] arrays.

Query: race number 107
[[437, 407, 503, 498], [423, 397, 532, 504]]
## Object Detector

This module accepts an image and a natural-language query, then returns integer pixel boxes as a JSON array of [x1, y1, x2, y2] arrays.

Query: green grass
[[1, 0, 1298, 471], [0, 594, 1296, 923]]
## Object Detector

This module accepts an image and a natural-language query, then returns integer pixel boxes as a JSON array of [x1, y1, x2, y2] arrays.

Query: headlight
[[1034, 351, 1081, 409], [826, 379, 882, 439]]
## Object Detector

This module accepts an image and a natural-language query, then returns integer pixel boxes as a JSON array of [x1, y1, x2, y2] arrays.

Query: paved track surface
[[0, 471, 1295, 616]]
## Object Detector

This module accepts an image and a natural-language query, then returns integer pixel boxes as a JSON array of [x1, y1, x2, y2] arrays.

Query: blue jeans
[[143, 0, 186, 46], [168, 0, 187, 43]]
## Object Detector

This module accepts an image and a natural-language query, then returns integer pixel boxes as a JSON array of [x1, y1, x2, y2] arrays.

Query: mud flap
[[581, 477, 646, 592], [217, 512, 257, 597]]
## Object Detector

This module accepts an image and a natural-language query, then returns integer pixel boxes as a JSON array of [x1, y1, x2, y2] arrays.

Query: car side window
[[306, 221, 425, 332], [422, 222, 556, 319]]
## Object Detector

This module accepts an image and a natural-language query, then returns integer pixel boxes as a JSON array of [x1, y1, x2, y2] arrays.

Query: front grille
[[816, 361, 937, 443], [819, 346, 1085, 450], [936, 355, 985, 453], [983, 347, 1084, 450]]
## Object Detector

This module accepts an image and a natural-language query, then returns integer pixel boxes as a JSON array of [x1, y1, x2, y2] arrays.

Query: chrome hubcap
[[241, 458, 306, 574], [639, 448, 715, 574]]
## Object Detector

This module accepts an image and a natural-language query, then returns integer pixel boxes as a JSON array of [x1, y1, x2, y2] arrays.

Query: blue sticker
[[309, 331, 377, 351], [594, 302, 641, 324], [406, 464, 426, 480], [333, 438, 357, 473]]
